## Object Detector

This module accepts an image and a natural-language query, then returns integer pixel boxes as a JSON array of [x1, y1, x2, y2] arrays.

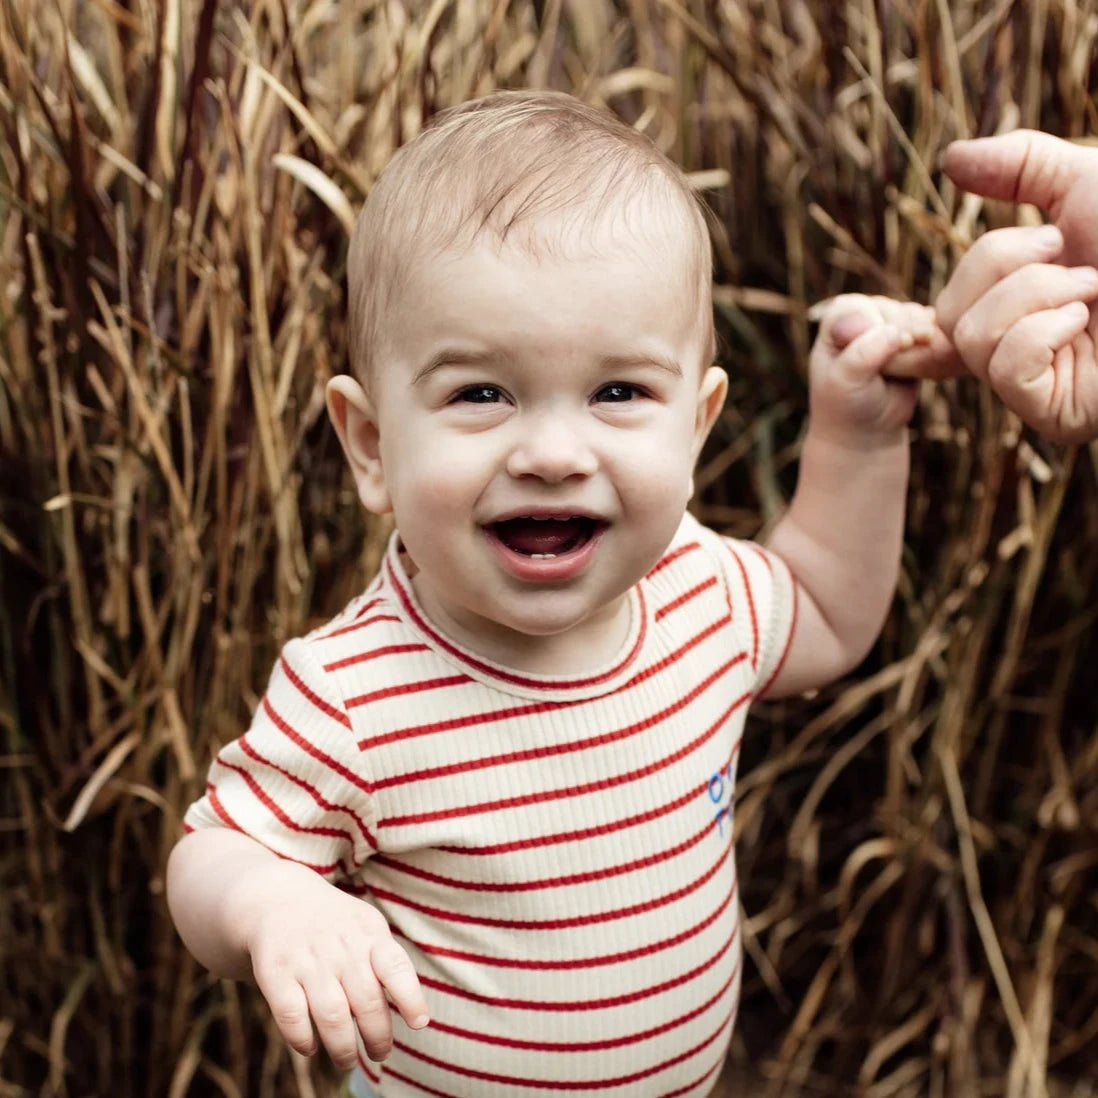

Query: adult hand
[[943, 130, 1098, 268], [939, 131, 1098, 442]]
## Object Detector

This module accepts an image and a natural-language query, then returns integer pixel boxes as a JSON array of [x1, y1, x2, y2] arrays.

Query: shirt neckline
[[382, 533, 650, 701]]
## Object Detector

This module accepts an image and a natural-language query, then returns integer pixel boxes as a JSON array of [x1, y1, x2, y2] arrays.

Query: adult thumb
[[941, 130, 1081, 209]]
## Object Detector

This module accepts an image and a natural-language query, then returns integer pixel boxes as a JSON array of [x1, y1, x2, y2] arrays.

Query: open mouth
[[490, 515, 602, 558]]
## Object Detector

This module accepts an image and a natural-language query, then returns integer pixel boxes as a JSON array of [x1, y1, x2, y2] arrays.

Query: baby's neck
[[410, 577, 633, 676]]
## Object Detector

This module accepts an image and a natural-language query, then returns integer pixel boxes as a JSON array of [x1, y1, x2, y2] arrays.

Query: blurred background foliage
[[1, 0, 1097, 1095]]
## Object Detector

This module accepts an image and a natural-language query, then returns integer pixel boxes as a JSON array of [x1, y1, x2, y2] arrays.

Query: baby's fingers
[[371, 938, 430, 1030], [304, 974, 363, 1069], [259, 974, 325, 1060], [885, 324, 965, 381], [343, 964, 395, 1063]]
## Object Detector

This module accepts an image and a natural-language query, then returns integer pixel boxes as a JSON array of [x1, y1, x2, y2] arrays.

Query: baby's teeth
[[530, 553, 558, 559]]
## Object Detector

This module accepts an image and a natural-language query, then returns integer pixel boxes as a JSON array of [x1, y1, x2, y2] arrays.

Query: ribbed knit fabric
[[183, 511, 796, 1097]]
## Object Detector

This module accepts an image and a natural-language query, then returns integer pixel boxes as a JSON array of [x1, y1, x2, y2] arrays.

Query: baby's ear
[[692, 365, 728, 459], [326, 376, 393, 514], [687, 365, 728, 499]]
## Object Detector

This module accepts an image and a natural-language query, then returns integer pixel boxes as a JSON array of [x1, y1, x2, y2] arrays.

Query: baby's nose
[[505, 414, 598, 482]]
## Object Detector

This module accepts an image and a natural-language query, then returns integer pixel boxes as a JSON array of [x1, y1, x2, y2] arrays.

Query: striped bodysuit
[[183, 511, 796, 1097]]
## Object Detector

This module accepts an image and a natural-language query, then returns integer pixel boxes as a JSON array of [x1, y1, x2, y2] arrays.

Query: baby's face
[[352, 216, 726, 666]]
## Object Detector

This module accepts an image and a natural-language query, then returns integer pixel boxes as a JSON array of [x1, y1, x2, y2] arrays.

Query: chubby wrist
[[801, 415, 910, 460], [222, 854, 321, 958]]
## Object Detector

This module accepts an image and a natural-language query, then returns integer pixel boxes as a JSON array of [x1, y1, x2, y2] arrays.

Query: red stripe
[[261, 695, 375, 795], [654, 576, 717, 621], [438, 785, 705, 856], [378, 687, 750, 828], [358, 609, 733, 751], [387, 555, 647, 690], [207, 785, 241, 831], [237, 735, 377, 851], [646, 540, 701, 578], [745, 540, 775, 574], [371, 1066, 452, 1097], [206, 785, 345, 876], [436, 738, 741, 856], [360, 611, 734, 755], [425, 957, 739, 1052], [418, 920, 737, 1010], [658, 1054, 726, 1098], [391, 1005, 734, 1090], [280, 653, 352, 728], [757, 561, 798, 698], [353, 591, 385, 616], [723, 543, 758, 671], [373, 649, 744, 791], [360, 696, 566, 752], [399, 871, 736, 970], [375, 1057, 726, 1098], [371, 840, 730, 928], [324, 642, 430, 672], [346, 673, 470, 709], [317, 612, 402, 641], [216, 759, 357, 870], [377, 813, 717, 893]]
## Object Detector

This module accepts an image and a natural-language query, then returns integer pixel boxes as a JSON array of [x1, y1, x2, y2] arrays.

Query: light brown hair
[[347, 90, 714, 385]]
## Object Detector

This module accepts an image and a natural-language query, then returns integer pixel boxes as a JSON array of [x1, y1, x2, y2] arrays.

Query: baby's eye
[[453, 384, 506, 404], [595, 383, 644, 403]]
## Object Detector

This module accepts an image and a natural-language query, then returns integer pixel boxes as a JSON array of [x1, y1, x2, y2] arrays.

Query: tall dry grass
[[1, 1, 1096, 1096]]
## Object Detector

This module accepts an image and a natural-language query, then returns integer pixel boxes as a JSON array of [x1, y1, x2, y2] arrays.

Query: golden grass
[[1, 1, 1097, 1095]]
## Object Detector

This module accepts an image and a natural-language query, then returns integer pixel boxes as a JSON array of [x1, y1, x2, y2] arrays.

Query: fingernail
[[410, 1013, 430, 1028], [1036, 224, 1063, 249], [1073, 266, 1098, 290], [897, 330, 914, 350]]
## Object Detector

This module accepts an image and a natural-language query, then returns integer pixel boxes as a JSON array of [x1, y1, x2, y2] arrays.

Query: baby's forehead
[[416, 180, 704, 281]]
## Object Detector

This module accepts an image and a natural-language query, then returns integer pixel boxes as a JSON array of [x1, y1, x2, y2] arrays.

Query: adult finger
[[936, 225, 1064, 336], [884, 325, 965, 381], [941, 130, 1085, 209], [985, 304, 1096, 442], [952, 263, 1098, 381], [371, 938, 430, 1030]]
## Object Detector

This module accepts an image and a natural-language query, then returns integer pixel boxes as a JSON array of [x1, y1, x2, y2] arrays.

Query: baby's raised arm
[[760, 296, 953, 697], [167, 828, 429, 1066]]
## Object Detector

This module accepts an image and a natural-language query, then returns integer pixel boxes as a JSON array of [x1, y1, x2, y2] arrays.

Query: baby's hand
[[808, 294, 956, 444], [935, 225, 1098, 442], [243, 873, 429, 1067]]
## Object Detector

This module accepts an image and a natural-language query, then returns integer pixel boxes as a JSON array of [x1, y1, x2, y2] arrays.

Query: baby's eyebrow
[[412, 348, 498, 385], [600, 352, 682, 378]]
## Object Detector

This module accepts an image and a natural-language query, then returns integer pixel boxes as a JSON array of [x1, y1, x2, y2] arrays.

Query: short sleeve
[[716, 536, 798, 697], [182, 636, 378, 883]]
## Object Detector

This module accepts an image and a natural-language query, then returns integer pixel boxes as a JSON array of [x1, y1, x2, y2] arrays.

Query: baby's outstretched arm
[[167, 828, 429, 1066], [761, 295, 951, 697]]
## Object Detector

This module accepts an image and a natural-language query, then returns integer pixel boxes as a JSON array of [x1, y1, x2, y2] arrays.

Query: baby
[[168, 92, 966, 1097]]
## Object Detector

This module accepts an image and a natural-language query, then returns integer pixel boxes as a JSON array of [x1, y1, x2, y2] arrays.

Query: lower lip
[[483, 524, 606, 583]]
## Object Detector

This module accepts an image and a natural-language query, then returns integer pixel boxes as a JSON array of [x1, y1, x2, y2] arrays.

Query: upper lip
[[486, 507, 605, 524]]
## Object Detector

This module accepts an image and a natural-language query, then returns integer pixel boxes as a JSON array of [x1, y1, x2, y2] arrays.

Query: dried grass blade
[[61, 730, 141, 831], [271, 153, 355, 236]]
